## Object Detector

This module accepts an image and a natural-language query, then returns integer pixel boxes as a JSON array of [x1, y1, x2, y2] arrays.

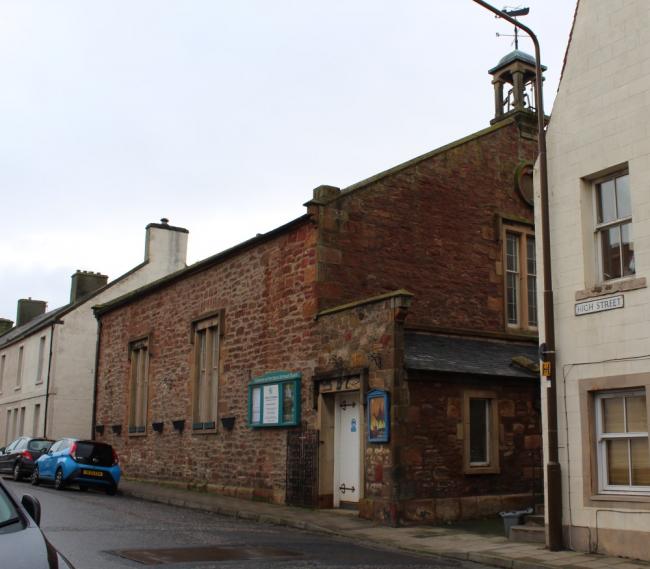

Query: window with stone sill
[[595, 389, 650, 494], [191, 314, 222, 432], [128, 338, 149, 435], [504, 224, 537, 331], [594, 171, 635, 283], [463, 390, 500, 474]]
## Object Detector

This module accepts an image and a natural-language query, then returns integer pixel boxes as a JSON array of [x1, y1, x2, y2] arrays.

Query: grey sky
[[0, 0, 576, 321]]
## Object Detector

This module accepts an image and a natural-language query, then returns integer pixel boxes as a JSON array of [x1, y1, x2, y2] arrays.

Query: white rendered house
[[0, 220, 188, 444], [538, 0, 650, 560]]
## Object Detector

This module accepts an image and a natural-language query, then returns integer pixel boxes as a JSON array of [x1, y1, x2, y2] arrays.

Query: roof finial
[[496, 6, 530, 50]]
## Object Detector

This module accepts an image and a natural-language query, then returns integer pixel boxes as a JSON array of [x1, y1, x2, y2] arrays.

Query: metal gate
[[286, 429, 319, 507]]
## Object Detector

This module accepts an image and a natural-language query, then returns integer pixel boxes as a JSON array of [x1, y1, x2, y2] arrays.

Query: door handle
[[338, 484, 355, 494]]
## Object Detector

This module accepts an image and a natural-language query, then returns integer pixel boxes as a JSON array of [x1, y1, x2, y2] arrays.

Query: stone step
[[510, 524, 546, 544], [524, 514, 545, 526]]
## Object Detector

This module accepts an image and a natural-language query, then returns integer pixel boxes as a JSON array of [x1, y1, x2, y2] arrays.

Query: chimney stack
[[0, 318, 13, 336], [144, 218, 188, 273], [70, 270, 109, 303], [16, 298, 47, 327]]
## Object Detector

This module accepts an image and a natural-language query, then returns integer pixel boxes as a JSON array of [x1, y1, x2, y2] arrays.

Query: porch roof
[[404, 332, 539, 379]]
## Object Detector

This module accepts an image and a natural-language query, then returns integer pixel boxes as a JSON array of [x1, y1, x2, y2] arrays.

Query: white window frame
[[593, 170, 634, 283], [35, 336, 46, 384], [595, 389, 650, 495]]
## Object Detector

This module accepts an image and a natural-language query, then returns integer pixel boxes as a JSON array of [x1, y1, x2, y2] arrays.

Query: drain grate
[[113, 545, 302, 565]]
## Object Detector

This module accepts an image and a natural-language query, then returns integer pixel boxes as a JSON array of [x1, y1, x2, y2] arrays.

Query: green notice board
[[248, 371, 301, 428]]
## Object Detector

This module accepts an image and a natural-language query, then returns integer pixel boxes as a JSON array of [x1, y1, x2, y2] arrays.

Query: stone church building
[[94, 51, 543, 524]]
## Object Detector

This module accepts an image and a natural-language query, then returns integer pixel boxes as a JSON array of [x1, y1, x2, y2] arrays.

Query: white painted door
[[334, 392, 360, 506]]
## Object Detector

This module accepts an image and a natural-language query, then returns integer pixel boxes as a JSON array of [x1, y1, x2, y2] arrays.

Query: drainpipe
[[43, 321, 62, 439], [471, 0, 562, 551], [91, 318, 102, 441]]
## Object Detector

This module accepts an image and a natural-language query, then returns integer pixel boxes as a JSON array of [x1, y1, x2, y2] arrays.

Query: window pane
[[601, 226, 622, 280], [506, 234, 519, 325], [603, 396, 625, 433], [631, 438, 650, 486], [597, 179, 617, 223], [526, 237, 537, 327], [621, 222, 635, 277], [506, 234, 519, 272], [615, 174, 631, 218], [283, 383, 294, 423], [469, 399, 489, 464], [607, 439, 629, 485], [626, 394, 647, 432]]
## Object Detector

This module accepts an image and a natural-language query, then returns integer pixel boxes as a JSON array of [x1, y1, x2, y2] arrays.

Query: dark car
[[33, 439, 121, 494], [0, 477, 75, 568], [0, 437, 53, 481]]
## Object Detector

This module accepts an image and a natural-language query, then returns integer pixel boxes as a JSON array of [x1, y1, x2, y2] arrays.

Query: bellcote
[[489, 49, 546, 125]]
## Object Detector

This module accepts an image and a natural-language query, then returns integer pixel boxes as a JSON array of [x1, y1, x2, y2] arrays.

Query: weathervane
[[495, 6, 530, 50]]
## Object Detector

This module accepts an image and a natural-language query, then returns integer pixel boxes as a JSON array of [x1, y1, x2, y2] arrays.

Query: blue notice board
[[248, 371, 301, 428]]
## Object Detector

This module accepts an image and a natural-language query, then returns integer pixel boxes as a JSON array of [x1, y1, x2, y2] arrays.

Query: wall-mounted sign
[[367, 389, 390, 443], [248, 371, 301, 428], [575, 295, 624, 316]]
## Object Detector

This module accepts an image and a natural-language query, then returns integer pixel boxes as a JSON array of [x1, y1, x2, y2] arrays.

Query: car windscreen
[[74, 442, 113, 466], [27, 440, 52, 452]]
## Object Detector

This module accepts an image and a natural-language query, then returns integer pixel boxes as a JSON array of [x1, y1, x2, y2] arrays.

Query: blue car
[[32, 438, 121, 495]]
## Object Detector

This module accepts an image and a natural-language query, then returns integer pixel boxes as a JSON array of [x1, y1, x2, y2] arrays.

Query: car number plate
[[82, 469, 103, 477]]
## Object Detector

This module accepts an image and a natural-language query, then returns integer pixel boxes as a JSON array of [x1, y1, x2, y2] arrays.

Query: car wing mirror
[[21, 495, 41, 526]]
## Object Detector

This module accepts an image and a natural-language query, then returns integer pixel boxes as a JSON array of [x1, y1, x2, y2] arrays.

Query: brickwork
[[95, 221, 319, 502], [94, 116, 541, 523], [397, 373, 542, 523], [311, 119, 537, 332]]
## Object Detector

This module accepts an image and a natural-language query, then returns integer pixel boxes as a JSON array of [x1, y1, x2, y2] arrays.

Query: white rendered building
[[0, 220, 187, 444], [538, 0, 650, 560]]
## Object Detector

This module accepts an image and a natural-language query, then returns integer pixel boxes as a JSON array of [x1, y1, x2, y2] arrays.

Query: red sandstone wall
[[316, 121, 537, 333], [95, 221, 318, 500], [397, 372, 542, 522]]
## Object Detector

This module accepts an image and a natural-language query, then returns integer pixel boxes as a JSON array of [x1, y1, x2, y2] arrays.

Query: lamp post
[[471, 0, 562, 551]]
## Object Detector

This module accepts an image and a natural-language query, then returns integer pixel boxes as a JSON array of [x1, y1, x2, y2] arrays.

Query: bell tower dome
[[489, 49, 546, 124]]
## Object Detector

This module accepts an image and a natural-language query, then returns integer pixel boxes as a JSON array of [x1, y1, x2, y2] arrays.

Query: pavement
[[119, 479, 650, 569]]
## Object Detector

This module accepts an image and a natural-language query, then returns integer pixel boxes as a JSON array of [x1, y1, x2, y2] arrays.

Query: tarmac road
[[4, 479, 488, 569]]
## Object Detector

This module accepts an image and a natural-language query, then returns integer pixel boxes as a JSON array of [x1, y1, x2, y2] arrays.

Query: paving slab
[[119, 479, 647, 569]]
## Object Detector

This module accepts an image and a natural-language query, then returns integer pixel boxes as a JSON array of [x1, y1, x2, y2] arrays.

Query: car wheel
[[78, 485, 88, 492], [106, 485, 117, 496], [54, 468, 65, 491], [31, 468, 40, 486], [12, 462, 22, 482]]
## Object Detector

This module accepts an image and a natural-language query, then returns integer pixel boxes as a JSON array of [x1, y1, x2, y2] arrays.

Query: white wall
[[0, 223, 188, 443], [538, 0, 650, 555]]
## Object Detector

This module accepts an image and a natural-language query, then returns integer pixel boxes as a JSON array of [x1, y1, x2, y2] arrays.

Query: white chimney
[[144, 218, 188, 273]]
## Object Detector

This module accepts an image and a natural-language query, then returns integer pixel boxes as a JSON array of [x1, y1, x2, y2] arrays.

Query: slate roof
[[405, 332, 538, 379], [0, 304, 70, 348]]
